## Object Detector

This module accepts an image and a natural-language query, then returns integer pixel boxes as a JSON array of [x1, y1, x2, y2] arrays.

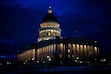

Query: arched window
[[48, 32, 50, 36]]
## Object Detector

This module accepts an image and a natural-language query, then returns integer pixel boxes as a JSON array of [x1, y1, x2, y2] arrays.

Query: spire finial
[[48, 6, 52, 13]]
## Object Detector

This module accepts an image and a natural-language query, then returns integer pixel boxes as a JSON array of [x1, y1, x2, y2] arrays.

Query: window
[[60, 54, 62, 58], [68, 49, 70, 53], [48, 32, 50, 36], [68, 55, 70, 58]]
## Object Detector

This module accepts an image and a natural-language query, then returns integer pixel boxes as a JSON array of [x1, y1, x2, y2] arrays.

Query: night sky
[[0, 0, 111, 58]]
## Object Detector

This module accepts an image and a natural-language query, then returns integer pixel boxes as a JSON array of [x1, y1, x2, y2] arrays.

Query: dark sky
[[0, 0, 111, 58]]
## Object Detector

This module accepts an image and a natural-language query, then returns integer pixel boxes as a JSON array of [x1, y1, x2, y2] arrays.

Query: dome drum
[[40, 22, 60, 28], [39, 31, 60, 37]]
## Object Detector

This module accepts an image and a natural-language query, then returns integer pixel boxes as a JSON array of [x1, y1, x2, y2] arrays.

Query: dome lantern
[[42, 6, 57, 23]]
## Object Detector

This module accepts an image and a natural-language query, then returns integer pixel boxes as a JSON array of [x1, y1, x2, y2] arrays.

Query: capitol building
[[17, 6, 99, 66]]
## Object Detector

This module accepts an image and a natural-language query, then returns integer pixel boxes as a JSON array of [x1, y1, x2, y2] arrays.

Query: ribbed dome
[[42, 13, 57, 22]]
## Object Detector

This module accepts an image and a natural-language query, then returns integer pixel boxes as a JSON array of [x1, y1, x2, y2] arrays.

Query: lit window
[[75, 60, 77, 63], [60, 43, 63, 50], [47, 55, 50, 58], [60, 54, 62, 58], [68, 49, 70, 53], [94, 47, 97, 54], [51, 30, 53, 32], [72, 55, 74, 58], [32, 58, 34, 60], [80, 61, 82, 63], [84, 45, 86, 51], [37, 61, 39, 63], [33, 49, 35, 52], [80, 45, 83, 53], [68, 55, 70, 58], [43, 61, 45, 63], [48, 29, 50, 31], [48, 58, 51, 61], [76, 44, 79, 49], [76, 57, 79, 59], [48, 32, 50, 36], [6, 61, 11, 64], [94, 47, 97, 50]]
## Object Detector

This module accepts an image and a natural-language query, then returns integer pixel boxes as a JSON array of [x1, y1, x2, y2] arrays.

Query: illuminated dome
[[42, 6, 57, 23], [38, 6, 61, 42]]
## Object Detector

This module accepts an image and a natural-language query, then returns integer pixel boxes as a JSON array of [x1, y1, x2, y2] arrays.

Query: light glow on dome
[[49, 6, 51, 9]]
